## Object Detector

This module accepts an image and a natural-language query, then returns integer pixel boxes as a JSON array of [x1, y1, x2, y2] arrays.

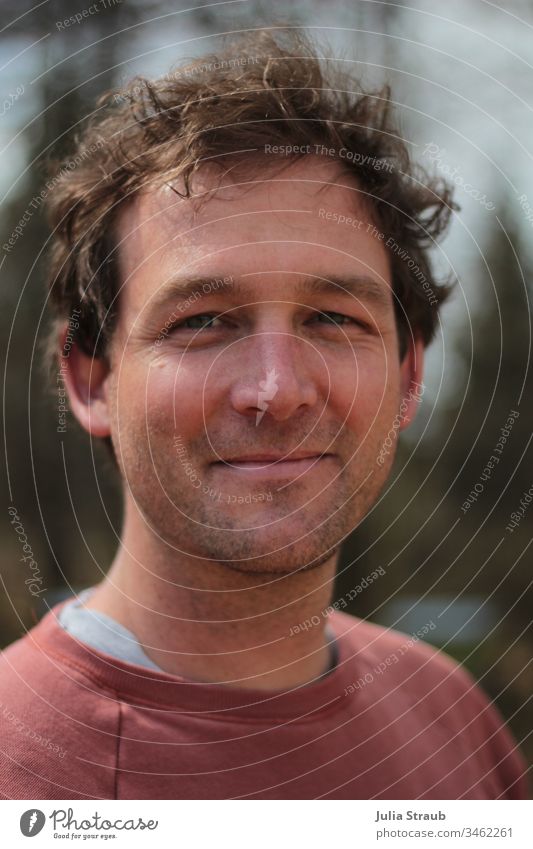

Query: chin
[[212, 541, 341, 575], [184, 510, 351, 574]]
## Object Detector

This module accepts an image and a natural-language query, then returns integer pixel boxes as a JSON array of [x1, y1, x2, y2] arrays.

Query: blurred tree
[[1, 0, 139, 643]]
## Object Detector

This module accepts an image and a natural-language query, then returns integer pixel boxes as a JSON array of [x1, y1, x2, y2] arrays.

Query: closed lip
[[215, 452, 333, 463]]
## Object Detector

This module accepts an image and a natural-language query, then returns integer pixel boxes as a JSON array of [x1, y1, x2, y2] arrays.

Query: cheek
[[334, 353, 399, 425], [141, 361, 209, 438], [112, 364, 205, 473]]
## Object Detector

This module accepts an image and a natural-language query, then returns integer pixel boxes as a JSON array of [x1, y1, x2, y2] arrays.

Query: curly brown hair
[[44, 29, 456, 370]]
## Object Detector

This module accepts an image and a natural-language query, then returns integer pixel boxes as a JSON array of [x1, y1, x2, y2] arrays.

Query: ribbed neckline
[[32, 600, 362, 721]]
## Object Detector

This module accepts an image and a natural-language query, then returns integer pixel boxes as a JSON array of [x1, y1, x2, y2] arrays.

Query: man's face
[[103, 156, 420, 573]]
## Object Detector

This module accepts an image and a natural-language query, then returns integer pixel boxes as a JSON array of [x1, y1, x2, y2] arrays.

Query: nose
[[229, 332, 320, 423]]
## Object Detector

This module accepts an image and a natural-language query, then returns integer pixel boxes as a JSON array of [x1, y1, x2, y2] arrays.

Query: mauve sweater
[[0, 602, 528, 799]]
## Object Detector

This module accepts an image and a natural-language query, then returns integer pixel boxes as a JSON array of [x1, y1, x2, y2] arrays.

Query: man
[[0, 31, 528, 800]]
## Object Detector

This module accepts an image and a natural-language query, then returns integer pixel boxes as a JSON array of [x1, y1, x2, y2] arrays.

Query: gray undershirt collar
[[58, 588, 163, 671]]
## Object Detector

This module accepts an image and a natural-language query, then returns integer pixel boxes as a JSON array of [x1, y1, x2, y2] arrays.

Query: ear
[[59, 326, 112, 438], [398, 334, 425, 431]]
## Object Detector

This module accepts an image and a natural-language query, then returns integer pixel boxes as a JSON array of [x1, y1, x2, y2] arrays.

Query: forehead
[[114, 156, 391, 306]]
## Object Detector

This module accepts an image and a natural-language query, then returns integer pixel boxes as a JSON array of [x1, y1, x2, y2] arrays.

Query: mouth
[[212, 452, 336, 476]]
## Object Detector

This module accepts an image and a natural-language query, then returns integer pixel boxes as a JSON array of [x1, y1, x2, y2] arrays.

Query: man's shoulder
[[0, 611, 118, 799], [331, 611, 527, 761], [330, 610, 498, 713], [330, 609, 458, 669], [0, 608, 104, 703], [329, 611, 529, 799]]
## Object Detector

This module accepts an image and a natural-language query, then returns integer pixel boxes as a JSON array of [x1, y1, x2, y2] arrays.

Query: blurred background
[[1, 0, 532, 776]]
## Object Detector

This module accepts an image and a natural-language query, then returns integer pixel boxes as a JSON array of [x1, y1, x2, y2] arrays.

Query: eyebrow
[[147, 273, 392, 315]]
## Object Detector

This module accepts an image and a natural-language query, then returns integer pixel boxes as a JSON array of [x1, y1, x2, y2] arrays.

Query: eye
[[172, 313, 223, 331], [310, 311, 365, 328]]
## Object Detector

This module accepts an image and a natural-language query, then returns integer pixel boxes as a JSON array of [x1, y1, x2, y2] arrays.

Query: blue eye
[[175, 313, 222, 330], [312, 311, 358, 326]]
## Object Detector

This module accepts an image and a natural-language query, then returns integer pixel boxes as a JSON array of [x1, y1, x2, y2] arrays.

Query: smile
[[212, 453, 336, 477]]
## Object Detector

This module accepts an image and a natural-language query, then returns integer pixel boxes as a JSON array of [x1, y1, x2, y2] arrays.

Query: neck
[[84, 501, 340, 692]]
